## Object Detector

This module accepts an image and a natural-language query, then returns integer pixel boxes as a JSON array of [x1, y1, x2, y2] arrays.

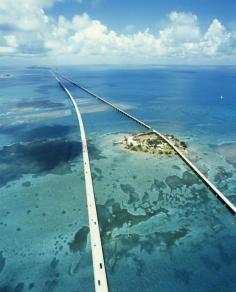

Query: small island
[[121, 131, 187, 155]]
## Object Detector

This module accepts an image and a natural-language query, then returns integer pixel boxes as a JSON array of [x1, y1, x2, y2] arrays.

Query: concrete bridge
[[57, 72, 236, 216], [53, 73, 109, 292]]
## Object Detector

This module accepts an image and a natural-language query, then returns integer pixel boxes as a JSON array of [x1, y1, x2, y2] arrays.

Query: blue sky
[[47, 0, 236, 32], [0, 0, 236, 65]]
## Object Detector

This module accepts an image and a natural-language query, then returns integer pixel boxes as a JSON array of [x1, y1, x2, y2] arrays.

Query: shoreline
[[115, 131, 188, 156]]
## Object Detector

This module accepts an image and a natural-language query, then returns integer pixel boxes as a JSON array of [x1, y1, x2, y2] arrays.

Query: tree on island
[[180, 141, 187, 149]]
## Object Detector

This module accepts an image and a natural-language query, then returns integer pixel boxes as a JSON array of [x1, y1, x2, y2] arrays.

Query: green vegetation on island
[[121, 131, 187, 155]]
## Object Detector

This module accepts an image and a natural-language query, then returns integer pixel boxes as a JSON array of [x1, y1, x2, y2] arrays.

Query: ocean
[[0, 65, 235, 291]]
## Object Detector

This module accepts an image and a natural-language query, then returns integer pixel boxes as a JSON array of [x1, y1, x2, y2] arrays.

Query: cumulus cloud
[[0, 0, 56, 31], [203, 19, 231, 54], [44, 11, 234, 62], [163, 11, 201, 43], [0, 2, 235, 64]]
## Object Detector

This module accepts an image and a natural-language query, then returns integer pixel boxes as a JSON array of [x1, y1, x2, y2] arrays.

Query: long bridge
[[57, 72, 236, 216], [53, 73, 109, 292]]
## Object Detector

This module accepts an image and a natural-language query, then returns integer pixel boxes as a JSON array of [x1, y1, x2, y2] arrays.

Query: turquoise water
[[0, 66, 235, 291]]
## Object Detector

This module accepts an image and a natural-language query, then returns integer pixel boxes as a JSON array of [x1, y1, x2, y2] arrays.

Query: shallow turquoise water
[[0, 66, 235, 291]]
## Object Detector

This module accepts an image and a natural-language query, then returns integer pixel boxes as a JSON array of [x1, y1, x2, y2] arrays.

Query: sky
[[0, 0, 236, 65]]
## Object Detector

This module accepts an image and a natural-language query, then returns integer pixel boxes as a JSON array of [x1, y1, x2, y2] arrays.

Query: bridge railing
[[55, 71, 236, 216]]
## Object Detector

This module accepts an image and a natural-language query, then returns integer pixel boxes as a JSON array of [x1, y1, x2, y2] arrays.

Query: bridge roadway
[[53, 73, 109, 292], [57, 72, 236, 216]]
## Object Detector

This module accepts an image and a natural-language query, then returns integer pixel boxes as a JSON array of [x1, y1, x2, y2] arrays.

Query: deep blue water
[[0, 65, 235, 292]]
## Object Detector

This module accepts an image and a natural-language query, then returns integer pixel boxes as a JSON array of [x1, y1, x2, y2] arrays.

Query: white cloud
[[4, 35, 18, 48], [0, 33, 18, 55], [159, 11, 201, 45], [45, 11, 233, 63], [0, 46, 17, 54], [203, 19, 231, 55], [0, 0, 56, 31], [0, 3, 235, 64]]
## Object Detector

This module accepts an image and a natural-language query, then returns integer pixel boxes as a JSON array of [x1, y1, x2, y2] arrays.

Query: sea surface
[[0, 65, 236, 292]]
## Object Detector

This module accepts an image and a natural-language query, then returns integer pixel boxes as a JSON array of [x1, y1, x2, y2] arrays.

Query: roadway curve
[[53, 73, 109, 292]]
